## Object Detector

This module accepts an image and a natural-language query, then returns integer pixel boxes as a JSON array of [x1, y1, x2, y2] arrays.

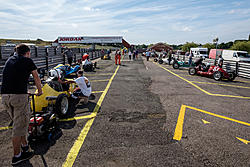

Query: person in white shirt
[[59, 70, 92, 104]]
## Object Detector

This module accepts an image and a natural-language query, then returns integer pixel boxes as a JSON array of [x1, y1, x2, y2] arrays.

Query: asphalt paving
[[0, 54, 249, 167]]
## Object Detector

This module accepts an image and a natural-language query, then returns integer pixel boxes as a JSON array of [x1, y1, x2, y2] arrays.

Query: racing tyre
[[159, 60, 163, 64], [228, 72, 236, 81], [213, 71, 222, 81], [173, 62, 180, 69], [55, 94, 69, 118], [154, 58, 158, 62], [188, 68, 196, 75]]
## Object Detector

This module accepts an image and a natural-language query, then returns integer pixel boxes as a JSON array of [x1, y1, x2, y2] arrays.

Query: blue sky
[[0, 0, 249, 44]]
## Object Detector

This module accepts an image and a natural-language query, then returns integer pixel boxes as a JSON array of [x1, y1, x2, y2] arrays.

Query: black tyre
[[154, 58, 158, 62], [173, 62, 180, 69], [159, 60, 163, 64], [55, 94, 69, 118], [213, 71, 222, 81], [228, 72, 236, 81], [188, 68, 196, 75]]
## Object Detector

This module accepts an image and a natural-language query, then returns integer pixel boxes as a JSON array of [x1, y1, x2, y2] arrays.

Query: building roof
[[149, 43, 172, 52]]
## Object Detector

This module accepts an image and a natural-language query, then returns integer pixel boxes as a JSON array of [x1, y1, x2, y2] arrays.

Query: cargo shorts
[[1, 94, 30, 137]]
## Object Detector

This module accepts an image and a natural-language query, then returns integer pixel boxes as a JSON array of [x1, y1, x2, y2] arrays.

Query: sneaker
[[21, 145, 29, 152], [12, 151, 34, 165]]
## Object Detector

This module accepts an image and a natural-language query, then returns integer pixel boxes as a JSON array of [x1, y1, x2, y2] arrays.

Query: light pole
[[213, 37, 219, 65]]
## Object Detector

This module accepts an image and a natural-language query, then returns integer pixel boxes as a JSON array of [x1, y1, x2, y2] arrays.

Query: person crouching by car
[[82, 53, 96, 72], [59, 70, 91, 104], [72, 71, 91, 104]]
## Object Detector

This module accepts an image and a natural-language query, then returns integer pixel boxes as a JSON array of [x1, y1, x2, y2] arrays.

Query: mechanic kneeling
[[59, 70, 92, 104]]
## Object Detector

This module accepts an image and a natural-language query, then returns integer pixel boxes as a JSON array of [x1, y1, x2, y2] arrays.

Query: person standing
[[63, 48, 74, 66], [188, 51, 193, 66], [217, 55, 224, 68], [1, 44, 43, 165], [128, 50, 132, 60], [146, 50, 151, 61], [115, 49, 121, 65], [168, 50, 172, 65]]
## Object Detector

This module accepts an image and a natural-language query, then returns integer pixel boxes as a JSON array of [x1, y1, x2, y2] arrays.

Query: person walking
[[63, 48, 74, 66], [115, 49, 121, 65], [1, 44, 43, 165]]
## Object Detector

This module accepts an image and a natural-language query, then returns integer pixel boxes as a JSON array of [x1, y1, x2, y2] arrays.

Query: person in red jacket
[[115, 49, 121, 65]]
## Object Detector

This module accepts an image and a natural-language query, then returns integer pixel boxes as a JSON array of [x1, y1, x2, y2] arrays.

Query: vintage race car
[[188, 64, 236, 81], [54, 64, 80, 77], [172, 60, 195, 69]]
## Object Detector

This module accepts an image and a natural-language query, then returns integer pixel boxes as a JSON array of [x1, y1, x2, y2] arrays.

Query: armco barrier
[[0, 46, 105, 84], [238, 62, 250, 79]]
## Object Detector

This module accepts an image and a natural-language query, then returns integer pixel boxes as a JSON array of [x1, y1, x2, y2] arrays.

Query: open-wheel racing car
[[154, 57, 176, 65], [28, 68, 77, 142], [54, 64, 80, 78], [188, 64, 236, 81], [172, 60, 195, 69]]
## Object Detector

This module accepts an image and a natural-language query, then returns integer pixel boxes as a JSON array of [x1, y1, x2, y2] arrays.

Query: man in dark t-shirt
[[1, 44, 43, 165]]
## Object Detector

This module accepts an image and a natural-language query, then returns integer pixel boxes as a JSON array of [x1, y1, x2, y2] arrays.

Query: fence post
[[236, 62, 239, 76], [45, 48, 49, 72]]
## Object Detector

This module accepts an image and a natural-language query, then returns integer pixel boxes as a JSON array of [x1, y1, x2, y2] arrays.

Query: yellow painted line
[[154, 63, 250, 99], [62, 59, 121, 167], [191, 81, 250, 89], [92, 91, 104, 94], [59, 114, 95, 122], [173, 105, 187, 141], [85, 73, 113, 76], [0, 126, 12, 131], [186, 105, 250, 126], [236, 137, 250, 144], [91, 79, 110, 82], [173, 105, 250, 141], [235, 80, 250, 84]]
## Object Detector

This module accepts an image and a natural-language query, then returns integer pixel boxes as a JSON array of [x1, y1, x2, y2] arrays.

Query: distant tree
[[181, 42, 198, 52], [218, 41, 233, 49], [203, 43, 215, 52], [249, 34, 250, 41], [231, 41, 250, 53]]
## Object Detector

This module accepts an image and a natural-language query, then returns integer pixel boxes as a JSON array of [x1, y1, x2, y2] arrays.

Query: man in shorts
[[1, 44, 43, 165]]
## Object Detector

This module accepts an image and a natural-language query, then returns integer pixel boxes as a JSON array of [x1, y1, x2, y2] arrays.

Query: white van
[[222, 50, 250, 62], [190, 48, 208, 58]]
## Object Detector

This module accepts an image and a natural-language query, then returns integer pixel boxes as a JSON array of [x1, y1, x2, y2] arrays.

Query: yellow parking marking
[[85, 73, 113, 76], [0, 126, 12, 131], [236, 137, 250, 144], [202, 119, 211, 124], [174, 105, 250, 141], [154, 63, 250, 99], [191, 81, 250, 89], [173, 105, 186, 141], [62, 59, 121, 167], [91, 79, 110, 82], [92, 90, 104, 93], [235, 80, 250, 84]]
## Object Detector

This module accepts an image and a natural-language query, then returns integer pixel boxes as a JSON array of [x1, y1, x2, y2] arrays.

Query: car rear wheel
[[173, 62, 180, 69], [188, 68, 196, 75], [55, 94, 69, 118], [228, 72, 236, 81], [159, 60, 163, 64], [213, 71, 222, 81], [154, 58, 158, 62]]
